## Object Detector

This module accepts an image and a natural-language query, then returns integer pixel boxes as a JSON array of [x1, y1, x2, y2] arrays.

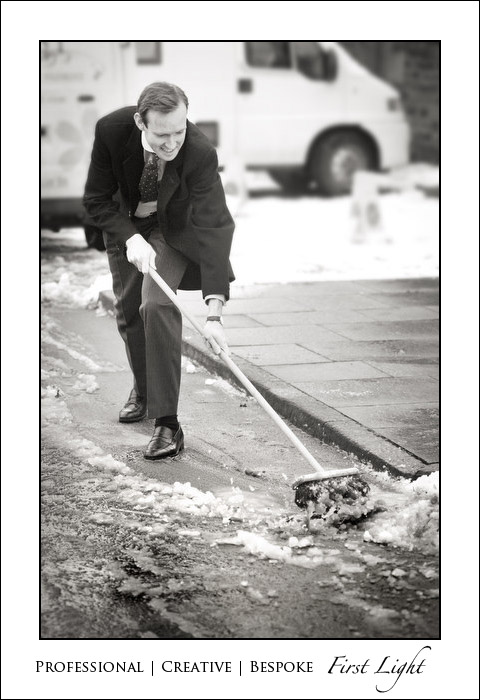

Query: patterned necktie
[[138, 153, 160, 202]]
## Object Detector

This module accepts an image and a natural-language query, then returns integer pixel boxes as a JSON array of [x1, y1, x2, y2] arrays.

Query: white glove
[[203, 320, 229, 355], [126, 234, 157, 274]]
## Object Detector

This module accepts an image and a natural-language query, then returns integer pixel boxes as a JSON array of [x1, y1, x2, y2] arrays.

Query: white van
[[41, 41, 410, 248]]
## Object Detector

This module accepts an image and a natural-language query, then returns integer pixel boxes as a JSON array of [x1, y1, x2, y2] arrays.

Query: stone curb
[[99, 290, 436, 480]]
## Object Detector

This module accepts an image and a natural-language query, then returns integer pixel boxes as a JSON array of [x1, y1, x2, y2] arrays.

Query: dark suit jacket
[[83, 106, 235, 299]]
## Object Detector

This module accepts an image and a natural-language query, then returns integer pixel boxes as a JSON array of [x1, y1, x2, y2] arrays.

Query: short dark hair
[[137, 82, 189, 124]]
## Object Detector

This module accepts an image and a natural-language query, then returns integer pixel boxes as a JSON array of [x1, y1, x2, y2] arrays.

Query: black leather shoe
[[144, 425, 184, 460], [119, 389, 147, 423]]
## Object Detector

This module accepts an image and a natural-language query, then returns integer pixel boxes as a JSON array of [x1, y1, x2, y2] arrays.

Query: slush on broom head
[[293, 472, 370, 511]]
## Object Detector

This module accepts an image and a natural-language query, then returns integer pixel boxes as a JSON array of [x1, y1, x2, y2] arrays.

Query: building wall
[[340, 41, 439, 163]]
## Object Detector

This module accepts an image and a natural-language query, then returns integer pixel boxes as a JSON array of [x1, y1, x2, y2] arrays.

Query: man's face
[[134, 103, 187, 161]]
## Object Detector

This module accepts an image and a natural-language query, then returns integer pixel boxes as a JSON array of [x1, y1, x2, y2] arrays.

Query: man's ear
[[134, 112, 145, 131]]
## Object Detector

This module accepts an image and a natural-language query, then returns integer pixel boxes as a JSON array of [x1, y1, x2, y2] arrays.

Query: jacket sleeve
[[189, 148, 235, 299], [83, 122, 138, 243]]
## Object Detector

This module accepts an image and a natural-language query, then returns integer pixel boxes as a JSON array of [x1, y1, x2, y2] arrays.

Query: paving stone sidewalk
[[100, 277, 439, 479]]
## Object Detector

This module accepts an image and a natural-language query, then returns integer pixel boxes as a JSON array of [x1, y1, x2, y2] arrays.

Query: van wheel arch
[[307, 128, 379, 195]]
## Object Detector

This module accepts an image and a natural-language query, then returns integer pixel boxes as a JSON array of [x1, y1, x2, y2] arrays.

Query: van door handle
[[238, 78, 253, 93]]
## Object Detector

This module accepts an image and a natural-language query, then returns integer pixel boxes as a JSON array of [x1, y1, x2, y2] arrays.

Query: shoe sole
[[144, 443, 185, 461], [119, 412, 147, 423]]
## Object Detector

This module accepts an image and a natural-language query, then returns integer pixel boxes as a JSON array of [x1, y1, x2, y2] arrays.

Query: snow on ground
[[42, 321, 104, 372], [41, 314, 121, 374], [362, 472, 439, 552], [354, 468, 438, 554], [228, 166, 438, 284], [41, 250, 111, 308], [72, 373, 99, 394], [41, 163, 438, 312], [41, 269, 112, 307]]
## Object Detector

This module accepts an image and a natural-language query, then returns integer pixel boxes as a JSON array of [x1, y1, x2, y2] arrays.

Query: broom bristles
[[294, 475, 370, 510]]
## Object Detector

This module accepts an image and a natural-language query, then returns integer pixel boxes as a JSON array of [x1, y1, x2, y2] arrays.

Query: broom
[[148, 267, 369, 509]]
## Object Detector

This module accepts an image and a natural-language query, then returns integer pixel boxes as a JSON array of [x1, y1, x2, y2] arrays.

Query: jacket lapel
[[157, 162, 180, 212], [157, 125, 187, 210]]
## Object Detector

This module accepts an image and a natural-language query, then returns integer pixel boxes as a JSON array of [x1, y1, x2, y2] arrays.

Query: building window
[[135, 42, 161, 65], [245, 42, 291, 69]]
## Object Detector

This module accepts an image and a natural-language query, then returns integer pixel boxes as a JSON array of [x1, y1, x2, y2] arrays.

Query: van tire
[[309, 131, 377, 195], [84, 225, 106, 251], [268, 168, 308, 194]]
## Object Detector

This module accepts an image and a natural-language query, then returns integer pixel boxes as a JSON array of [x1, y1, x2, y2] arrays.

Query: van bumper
[[373, 120, 411, 169], [41, 198, 88, 231]]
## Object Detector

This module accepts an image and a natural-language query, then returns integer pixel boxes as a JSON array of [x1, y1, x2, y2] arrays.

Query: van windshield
[[292, 42, 325, 80]]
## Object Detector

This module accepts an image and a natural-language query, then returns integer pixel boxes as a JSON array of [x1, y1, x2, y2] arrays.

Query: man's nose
[[166, 135, 176, 148]]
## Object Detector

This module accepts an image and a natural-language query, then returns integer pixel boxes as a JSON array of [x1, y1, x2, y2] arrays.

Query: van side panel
[[236, 41, 348, 165], [41, 42, 124, 223]]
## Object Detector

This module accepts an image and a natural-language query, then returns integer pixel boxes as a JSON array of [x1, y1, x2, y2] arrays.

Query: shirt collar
[[141, 131, 155, 153]]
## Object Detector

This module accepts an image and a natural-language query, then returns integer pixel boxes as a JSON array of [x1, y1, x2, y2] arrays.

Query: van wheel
[[84, 225, 106, 251], [309, 132, 377, 195], [268, 168, 308, 194]]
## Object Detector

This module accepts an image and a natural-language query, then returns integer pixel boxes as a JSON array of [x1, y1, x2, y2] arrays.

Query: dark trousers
[[104, 215, 189, 418]]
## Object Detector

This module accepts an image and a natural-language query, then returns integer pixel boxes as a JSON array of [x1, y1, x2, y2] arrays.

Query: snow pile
[[73, 373, 99, 394], [218, 530, 292, 563], [181, 357, 203, 374], [203, 376, 247, 398], [41, 385, 64, 399], [363, 472, 439, 553], [111, 479, 261, 523], [288, 535, 314, 548], [41, 272, 112, 308], [215, 530, 356, 571], [68, 437, 103, 459], [41, 385, 72, 426], [291, 467, 439, 555], [87, 455, 132, 475], [83, 274, 113, 304], [41, 247, 111, 309], [95, 302, 109, 317]]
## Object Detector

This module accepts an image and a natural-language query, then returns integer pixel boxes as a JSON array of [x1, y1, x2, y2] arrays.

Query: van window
[[292, 41, 325, 80], [135, 42, 161, 65], [245, 42, 291, 69]]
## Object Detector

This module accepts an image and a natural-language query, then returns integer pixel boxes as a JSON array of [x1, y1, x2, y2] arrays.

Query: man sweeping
[[84, 82, 235, 460]]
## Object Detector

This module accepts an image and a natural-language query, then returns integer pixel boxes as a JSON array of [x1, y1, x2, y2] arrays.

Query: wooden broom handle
[[148, 267, 358, 480]]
